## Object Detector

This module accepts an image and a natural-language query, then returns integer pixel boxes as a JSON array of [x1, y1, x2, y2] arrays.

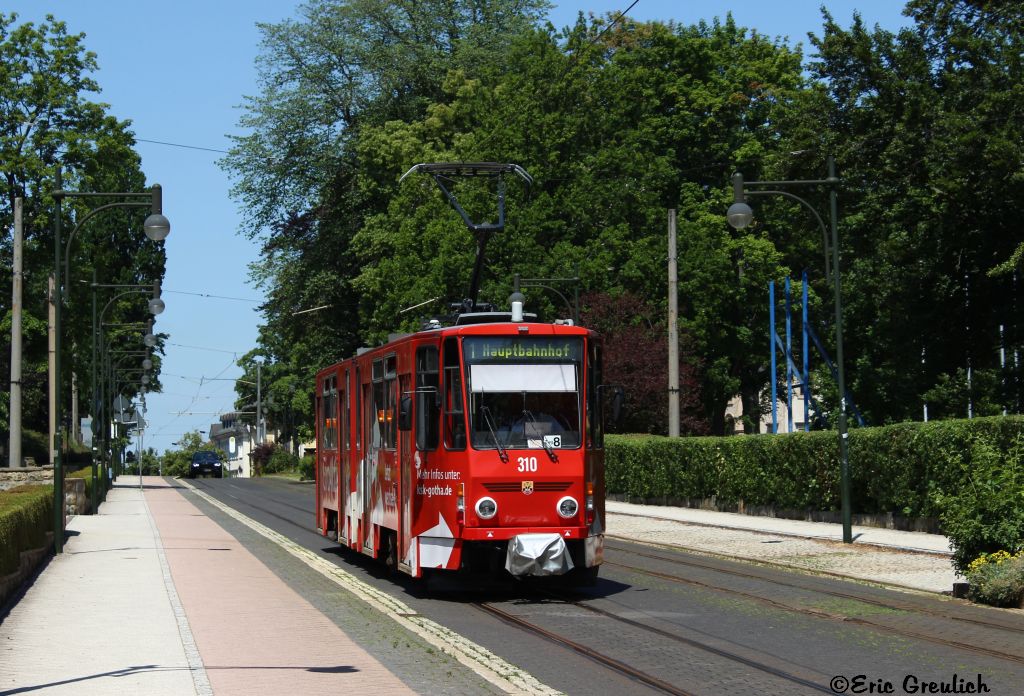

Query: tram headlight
[[475, 497, 497, 520], [557, 496, 579, 519]]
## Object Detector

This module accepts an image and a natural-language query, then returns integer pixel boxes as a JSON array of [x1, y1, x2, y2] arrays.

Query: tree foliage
[[0, 13, 165, 442], [159, 431, 219, 478], [224, 0, 1024, 436]]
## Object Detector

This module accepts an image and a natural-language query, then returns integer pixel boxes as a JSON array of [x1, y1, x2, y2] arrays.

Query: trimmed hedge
[[606, 416, 1024, 519], [0, 485, 53, 576]]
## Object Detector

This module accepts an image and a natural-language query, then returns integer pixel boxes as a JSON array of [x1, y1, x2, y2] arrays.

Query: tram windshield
[[463, 337, 582, 450]]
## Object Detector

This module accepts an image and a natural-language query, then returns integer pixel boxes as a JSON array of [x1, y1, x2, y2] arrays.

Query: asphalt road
[[184, 476, 1024, 696]]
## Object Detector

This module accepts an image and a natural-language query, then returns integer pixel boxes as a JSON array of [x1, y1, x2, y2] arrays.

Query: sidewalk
[[0, 479, 419, 696], [0, 481, 968, 695], [606, 500, 963, 594]]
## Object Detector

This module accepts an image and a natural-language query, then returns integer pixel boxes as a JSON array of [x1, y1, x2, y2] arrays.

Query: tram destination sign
[[464, 337, 582, 363]]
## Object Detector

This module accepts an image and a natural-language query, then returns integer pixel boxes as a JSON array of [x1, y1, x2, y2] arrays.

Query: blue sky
[[7, 1, 912, 454]]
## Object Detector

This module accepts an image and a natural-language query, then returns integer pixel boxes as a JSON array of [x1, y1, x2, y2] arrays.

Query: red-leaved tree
[[580, 292, 707, 435]]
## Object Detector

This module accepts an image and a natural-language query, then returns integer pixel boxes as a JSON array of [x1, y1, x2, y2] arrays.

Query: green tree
[[789, 1, 1024, 424], [0, 13, 165, 441], [348, 17, 803, 431], [222, 0, 552, 434], [160, 431, 218, 478]]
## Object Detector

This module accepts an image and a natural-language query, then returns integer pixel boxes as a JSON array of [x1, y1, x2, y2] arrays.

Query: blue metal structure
[[768, 274, 866, 432]]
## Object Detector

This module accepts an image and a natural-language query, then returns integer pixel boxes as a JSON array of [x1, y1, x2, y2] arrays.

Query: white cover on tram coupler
[[505, 533, 574, 576]]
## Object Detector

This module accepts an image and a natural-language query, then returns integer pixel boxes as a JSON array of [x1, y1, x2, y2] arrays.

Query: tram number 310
[[517, 456, 538, 472]]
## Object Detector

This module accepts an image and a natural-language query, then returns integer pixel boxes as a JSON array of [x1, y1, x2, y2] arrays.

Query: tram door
[[406, 345, 439, 566], [338, 369, 350, 545], [362, 373, 375, 553], [399, 371, 413, 564]]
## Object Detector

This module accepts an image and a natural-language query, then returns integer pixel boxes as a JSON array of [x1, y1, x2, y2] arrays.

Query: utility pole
[[667, 209, 680, 437], [8, 198, 24, 467], [48, 276, 57, 465], [256, 361, 263, 446]]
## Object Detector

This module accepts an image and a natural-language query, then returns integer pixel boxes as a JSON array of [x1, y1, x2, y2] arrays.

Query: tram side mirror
[[600, 385, 625, 424], [398, 394, 413, 432]]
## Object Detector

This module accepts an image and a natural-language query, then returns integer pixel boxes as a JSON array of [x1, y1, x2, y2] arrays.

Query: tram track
[[474, 601, 695, 695], [606, 539, 1024, 633], [473, 595, 836, 695], [603, 542, 1024, 666]]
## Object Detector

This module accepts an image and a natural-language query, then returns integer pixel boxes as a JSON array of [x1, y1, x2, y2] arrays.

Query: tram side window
[[587, 344, 604, 449], [342, 370, 349, 451], [372, 356, 397, 450], [443, 337, 466, 450], [321, 376, 337, 450], [416, 346, 440, 450]]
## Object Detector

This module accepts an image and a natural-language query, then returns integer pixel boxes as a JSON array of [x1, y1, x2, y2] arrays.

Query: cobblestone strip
[[142, 489, 213, 696], [180, 480, 560, 696]]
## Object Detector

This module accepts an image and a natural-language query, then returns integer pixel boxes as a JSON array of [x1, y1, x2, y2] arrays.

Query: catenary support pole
[[667, 209, 679, 437], [769, 281, 777, 434], [9, 198, 24, 468]]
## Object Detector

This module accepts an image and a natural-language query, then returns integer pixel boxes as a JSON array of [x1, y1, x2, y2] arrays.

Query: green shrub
[[0, 485, 53, 575], [966, 551, 1024, 607], [162, 453, 190, 479], [21, 429, 49, 465], [607, 417, 1024, 571], [932, 435, 1024, 573], [249, 443, 275, 476], [259, 446, 299, 474], [298, 455, 314, 481]]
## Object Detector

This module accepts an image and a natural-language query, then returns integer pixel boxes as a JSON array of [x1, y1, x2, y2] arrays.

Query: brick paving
[[144, 479, 416, 695]]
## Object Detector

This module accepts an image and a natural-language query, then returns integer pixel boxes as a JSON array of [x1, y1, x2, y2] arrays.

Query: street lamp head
[[141, 374, 150, 385], [144, 332, 157, 348], [144, 213, 170, 242], [727, 171, 754, 230], [148, 296, 165, 315], [727, 201, 754, 230], [142, 358, 153, 370]]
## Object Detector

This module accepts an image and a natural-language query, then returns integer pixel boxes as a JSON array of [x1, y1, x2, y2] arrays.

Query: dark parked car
[[189, 451, 223, 478]]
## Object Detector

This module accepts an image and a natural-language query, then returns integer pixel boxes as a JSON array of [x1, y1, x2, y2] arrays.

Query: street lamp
[[92, 286, 162, 510], [52, 168, 170, 553], [727, 156, 853, 544]]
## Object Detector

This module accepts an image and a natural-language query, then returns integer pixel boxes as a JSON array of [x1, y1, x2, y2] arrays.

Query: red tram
[[314, 315, 615, 580], [313, 162, 618, 581]]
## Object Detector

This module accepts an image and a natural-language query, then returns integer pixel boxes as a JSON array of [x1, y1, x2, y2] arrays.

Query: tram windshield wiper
[[522, 410, 558, 462], [480, 406, 508, 463]]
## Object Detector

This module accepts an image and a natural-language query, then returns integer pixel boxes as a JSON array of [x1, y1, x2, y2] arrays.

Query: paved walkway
[[0, 479, 970, 695], [606, 500, 963, 593]]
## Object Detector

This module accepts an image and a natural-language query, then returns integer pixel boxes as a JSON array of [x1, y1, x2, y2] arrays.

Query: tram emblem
[[522, 481, 534, 495]]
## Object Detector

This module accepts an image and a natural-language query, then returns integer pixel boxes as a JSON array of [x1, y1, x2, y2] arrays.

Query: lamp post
[[726, 157, 853, 544], [91, 284, 162, 511], [51, 167, 170, 554]]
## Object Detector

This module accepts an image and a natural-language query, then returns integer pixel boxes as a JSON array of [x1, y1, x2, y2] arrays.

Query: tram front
[[460, 330, 606, 581]]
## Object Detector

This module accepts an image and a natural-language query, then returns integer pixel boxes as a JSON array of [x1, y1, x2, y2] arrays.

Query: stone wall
[[0, 467, 53, 492], [0, 468, 90, 516]]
